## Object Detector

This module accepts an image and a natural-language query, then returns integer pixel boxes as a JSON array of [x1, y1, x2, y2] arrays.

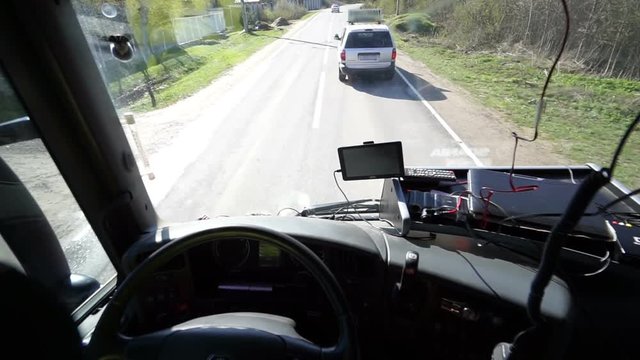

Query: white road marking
[[312, 70, 326, 129], [322, 45, 329, 66], [396, 69, 484, 166]]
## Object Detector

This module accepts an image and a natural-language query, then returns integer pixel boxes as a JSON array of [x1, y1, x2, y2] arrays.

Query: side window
[[0, 68, 115, 311]]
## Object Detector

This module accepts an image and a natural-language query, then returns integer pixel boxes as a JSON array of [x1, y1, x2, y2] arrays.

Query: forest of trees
[[369, 0, 640, 78]]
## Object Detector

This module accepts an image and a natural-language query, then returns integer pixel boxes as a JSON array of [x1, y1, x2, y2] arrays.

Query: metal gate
[[173, 9, 226, 45]]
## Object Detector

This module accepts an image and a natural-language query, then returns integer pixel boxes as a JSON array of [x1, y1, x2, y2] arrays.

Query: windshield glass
[[67, 0, 639, 225], [345, 31, 393, 48]]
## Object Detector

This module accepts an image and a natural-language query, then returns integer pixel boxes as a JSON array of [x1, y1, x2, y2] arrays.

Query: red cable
[[478, 183, 539, 228]]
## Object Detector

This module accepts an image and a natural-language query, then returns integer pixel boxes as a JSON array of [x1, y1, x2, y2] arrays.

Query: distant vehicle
[[335, 23, 396, 82], [331, 4, 340, 13]]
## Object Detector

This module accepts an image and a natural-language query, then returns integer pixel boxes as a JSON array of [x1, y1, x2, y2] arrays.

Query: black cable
[[330, 206, 348, 219], [464, 216, 543, 264], [336, 214, 357, 221], [515, 0, 640, 341], [332, 170, 404, 235], [515, 0, 571, 143], [333, 170, 364, 222], [527, 169, 609, 326], [599, 187, 640, 213], [490, 209, 611, 277], [509, 168, 610, 359], [330, 203, 375, 219], [468, 193, 511, 218], [455, 250, 502, 301], [333, 170, 381, 227], [609, 112, 640, 177], [503, 0, 571, 207], [276, 207, 301, 216], [497, 211, 599, 228]]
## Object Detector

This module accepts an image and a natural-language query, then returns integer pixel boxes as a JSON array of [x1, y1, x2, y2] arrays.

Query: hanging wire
[[504, 0, 572, 197]]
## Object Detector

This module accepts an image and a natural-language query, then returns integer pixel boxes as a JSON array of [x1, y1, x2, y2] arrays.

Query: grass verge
[[299, 11, 317, 21], [396, 35, 640, 189], [122, 29, 282, 113]]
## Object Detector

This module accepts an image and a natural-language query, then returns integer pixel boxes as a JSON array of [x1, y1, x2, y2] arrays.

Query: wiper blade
[[300, 199, 379, 217]]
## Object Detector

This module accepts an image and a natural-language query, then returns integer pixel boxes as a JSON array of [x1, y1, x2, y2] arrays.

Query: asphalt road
[[151, 6, 478, 222]]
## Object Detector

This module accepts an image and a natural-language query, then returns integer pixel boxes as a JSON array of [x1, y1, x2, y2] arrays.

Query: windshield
[[345, 31, 393, 48], [66, 0, 638, 221]]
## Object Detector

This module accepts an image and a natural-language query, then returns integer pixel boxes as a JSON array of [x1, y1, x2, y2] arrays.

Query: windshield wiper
[[300, 199, 379, 218]]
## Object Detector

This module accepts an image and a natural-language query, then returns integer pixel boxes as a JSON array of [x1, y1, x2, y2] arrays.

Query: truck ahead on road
[[347, 8, 382, 24]]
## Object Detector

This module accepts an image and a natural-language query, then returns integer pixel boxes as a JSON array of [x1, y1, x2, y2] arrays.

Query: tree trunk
[[138, 0, 157, 64], [537, 3, 551, 55], [240, 0, 250, 33], [603, 27, 621, 76], [142, 70, 156, 108], [576, 0, 599, 62], [608, 28, 624, 77], [524, 0, 534, 43]]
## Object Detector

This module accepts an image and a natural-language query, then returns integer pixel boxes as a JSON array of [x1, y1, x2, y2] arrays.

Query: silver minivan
[[335, 24, 396, 82]]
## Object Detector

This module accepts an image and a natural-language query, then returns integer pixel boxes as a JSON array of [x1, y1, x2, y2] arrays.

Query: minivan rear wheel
[[338, 71, 346, 82]]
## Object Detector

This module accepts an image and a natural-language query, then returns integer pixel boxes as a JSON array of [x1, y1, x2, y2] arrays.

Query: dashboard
[[119, 216, 575, 359]]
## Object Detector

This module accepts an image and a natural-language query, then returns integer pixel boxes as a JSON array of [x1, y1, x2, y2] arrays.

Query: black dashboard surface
[[117, 216, 576, 358], [123, 216, 571, 322]]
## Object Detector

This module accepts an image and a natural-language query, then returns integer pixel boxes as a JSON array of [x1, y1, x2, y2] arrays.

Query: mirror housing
[[334, 34, 341, 40]]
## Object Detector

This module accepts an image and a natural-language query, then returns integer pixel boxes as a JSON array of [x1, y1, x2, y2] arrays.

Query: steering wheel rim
[[88, 225, 359, 360]]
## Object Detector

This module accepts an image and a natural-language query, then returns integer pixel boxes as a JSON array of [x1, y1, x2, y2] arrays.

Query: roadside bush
[[366, 0, 396, 15], [447, 0, 506, 48], [389, 13, 437, 36], [263, 0, 307, 21], [360, 1, 377, 9]]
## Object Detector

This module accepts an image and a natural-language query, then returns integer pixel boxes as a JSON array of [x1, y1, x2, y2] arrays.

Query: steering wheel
[[88, 225, 359, 360]]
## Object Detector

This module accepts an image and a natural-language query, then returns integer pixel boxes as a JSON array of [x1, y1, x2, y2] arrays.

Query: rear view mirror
[[334, 34, 341, 40]]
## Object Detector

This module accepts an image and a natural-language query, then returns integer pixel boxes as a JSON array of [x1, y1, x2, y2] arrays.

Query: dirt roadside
[[396, 49, 569, 167]]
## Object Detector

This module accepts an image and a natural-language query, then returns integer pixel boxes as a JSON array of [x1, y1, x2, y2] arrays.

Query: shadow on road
[[349, 67, 449, 101], [253, 32, 336, 48]]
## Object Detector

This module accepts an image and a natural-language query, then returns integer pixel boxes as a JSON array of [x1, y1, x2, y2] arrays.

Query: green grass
[[395, 35, 640, 189], [115, 30, 282, 113]]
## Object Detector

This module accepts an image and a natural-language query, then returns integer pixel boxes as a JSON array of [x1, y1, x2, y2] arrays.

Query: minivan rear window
[[345, 31, 393, 48]]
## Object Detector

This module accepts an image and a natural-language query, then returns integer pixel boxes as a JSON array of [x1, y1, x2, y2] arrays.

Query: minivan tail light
[[340, 50, 346, 61], [392, 48, 397, 60]]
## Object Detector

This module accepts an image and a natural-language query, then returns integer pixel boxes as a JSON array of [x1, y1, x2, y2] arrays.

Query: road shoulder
[[396, 50, 568, 166]]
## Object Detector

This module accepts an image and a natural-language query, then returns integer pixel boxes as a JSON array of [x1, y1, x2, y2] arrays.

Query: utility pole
[[240, 0, 250, 33], [395, 0, 400, 16]]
